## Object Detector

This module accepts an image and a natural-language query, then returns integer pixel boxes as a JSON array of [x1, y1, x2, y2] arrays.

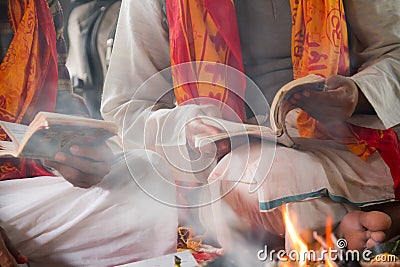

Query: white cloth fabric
[[197, 111, 394, 250], [101, 0, 400, 249], [0, 150, 177, 266]]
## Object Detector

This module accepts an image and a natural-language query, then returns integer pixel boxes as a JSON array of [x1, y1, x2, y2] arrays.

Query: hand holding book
[[193, 74, 327, 152], [0, 112, 118, 187], [288, 75, 360, 125], [44, 142, 114, 188], [0, 112, 118, 160]]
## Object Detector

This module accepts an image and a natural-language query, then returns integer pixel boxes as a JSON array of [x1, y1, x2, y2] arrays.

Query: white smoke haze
[[119, 62, 283, 266]]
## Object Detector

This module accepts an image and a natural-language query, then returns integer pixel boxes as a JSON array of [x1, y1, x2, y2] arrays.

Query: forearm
[[101, 0, 216, 183]]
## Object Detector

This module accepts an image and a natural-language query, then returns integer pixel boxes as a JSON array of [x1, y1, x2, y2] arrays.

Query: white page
[[0, 121, 28, 146]]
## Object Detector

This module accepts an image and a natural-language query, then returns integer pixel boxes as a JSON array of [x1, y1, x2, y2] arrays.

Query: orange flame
[[325, 216, 335, 267], [283, 205, 308, 266], [282, 207, 339, 267]]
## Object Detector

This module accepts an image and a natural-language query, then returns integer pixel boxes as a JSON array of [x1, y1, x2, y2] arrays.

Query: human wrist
[[353, 83, 376, 115]]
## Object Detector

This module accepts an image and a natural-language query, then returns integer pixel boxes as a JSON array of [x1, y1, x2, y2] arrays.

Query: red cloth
[[0, 0, 58, 179]]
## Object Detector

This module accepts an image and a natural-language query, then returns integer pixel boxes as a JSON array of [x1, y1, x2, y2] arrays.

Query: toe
[[370, 231, 386, 243], [359, 211, 391, 232], [366, 238, 380, 249], [345, 231, 368, 251]]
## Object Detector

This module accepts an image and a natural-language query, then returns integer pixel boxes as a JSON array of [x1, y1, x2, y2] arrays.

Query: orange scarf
[[290, 0, 400, 200], [167, 0, 400, 199], [0, 0, 58, 179], [167, 0, 246, 122]]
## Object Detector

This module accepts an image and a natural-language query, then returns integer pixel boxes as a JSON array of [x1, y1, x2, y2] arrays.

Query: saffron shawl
[[0, 0, 58, 179]]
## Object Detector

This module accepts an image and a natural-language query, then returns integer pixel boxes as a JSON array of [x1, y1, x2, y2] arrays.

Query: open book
[[194, 74, 327, 148], [0, 112, 118, 160]]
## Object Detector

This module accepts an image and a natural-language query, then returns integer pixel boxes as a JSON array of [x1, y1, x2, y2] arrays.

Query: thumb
[[326, 75, 346, 90]]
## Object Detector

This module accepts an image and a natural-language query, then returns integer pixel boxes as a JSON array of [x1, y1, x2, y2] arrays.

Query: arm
[[289, 0, 400, 130], [101, 0, 221, 181], [346, 0, 400, 129]]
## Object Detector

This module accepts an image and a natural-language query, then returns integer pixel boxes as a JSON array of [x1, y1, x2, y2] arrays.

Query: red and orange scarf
[[167, 0, 400, 199], [0, 0, 58, 179]]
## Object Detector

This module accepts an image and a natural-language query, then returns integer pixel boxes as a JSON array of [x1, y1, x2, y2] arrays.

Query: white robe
[[0, 150, 178, 266]]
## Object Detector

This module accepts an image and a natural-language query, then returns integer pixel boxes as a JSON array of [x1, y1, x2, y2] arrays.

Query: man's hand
[[0, 227, 28, 267], [186, 116, 257, 159], [289, 75, 359, 124], [44, 142, 113, 188], [186, 119, 231, 159]]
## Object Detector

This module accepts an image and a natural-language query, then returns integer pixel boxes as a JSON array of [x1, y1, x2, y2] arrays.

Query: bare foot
[[337, 210, 392, 251]]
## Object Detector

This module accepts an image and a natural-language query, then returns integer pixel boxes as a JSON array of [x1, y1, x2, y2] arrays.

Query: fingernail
[[55, 153, 66, 162], [302, 90, 310, 97], [70, 145, 79, 154]]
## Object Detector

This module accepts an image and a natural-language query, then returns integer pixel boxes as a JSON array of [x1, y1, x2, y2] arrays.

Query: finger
[[326, 74, 348, 90], [190, 120, 220, 135], [326, 74, 357, 91], [302, 89, 351, 107], [53, 153, 111, 177], [201, 105, 222, 118], [186, 119, 220, 151], [69, 143, 113, 163], [215, 139, 231, 158], [370, 231, 386, 243], [0, 228, 27, 264], [293, 89, 354, 116], [44, 161, 104, 188], [293, 96, 349, 123], [304, 88, 358, 120], [366, 238, 380, 249], [326, 75, 359, 102]]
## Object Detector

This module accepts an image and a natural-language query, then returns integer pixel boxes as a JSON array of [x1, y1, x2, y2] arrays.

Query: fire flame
[[282, 205, 337, 267], [283, 204, 308, 266], [325, 216, 336, 267]]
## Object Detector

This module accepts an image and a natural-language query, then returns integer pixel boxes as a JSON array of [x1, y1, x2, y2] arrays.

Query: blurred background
[[62, 0, 122, 119]]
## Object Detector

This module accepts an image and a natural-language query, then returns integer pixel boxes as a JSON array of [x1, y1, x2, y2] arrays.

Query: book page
[[19, 125, 116, 160], [0, 121, 28, 146], [31, 112, 118, 133], [270, 74, 326, 135], [198, 117, 267, 133], [0, 141, 18, 156], [194, 74, 326, 150], [194, 117, 276, 148]]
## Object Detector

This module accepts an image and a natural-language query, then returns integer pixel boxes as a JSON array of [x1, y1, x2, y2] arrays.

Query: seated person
[[0, 0, 177, 266], [102, 0, 400, 254]]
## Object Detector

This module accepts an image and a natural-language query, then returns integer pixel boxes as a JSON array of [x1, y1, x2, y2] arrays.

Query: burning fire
[[283, 204, 308, 266], [282, 204, 337, 267]]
